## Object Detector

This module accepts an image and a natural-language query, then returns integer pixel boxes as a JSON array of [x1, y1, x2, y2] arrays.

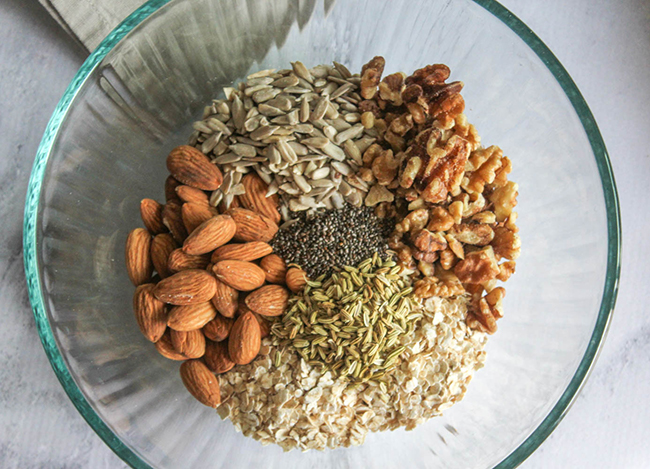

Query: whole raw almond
[[180, 359, 221, 407], [126, 228, 153, 286], [228, 208, 278, 243], [202, 314, 234, 341], [182, 202, 218, 234], [253, 313, 271, 339], [239, 173, 281, 223], [183, 214, 237, 256], [211, 241, 273, 263], [140, 199, 167, 235], [176, 185, 209, 205], [170, 329, 206, 358], [155, 330, 187, 361], [245, 284, 289, 317], [167, 301, 217, 331], [204, 341, 235, 374], [151, 233, 177, 278], [286, 267, 308, 293], [168, 248, 210, 273], [153, 269, 217, 305], [167, 145, 223, 191], [210, 279, 238, 318], [165, 176, 182, 202], [260, 254, 287, 284], [162, 201, 188, 244], [213, 260, 265, 291], [133, 283, 167, 342], [228, 311, 261, 365]]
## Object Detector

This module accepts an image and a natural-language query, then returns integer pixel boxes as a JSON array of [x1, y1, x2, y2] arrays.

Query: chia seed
[[270, 206, 394, 278]]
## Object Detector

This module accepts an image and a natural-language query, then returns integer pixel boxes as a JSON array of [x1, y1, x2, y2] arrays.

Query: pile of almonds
[[125, 145, 307, 407]]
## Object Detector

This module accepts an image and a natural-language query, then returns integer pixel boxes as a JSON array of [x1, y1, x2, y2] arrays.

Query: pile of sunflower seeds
[[188, 61, 378, 219], [269, 205, 393, 279], [270, 254, 422, 383]]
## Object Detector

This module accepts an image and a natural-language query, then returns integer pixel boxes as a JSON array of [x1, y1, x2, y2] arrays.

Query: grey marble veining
[[0, 0, 648, 468]]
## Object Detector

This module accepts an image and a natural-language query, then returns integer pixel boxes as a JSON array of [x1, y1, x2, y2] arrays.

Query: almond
[[176, 185, 209, 205], [170, 329, 206, 358], [183, 214, 237, 255], [151, 233, 177, 278], [228, 311, 261, 365], [211, 241, 273, 263], [167, 301, 217, 331], [162, 201, 188, 243], [228, 207, 278, 242], [213, 260, 265, 291], [239, 173, 281, 223], [204, 341, 235, 374], [245, 284, 289, 317], [165, 176, 182, 202], [133, 284, 167, 342], [286, 267, 308, 293], [210, 279, 238, 318], [167, 248, 210, 273], [167, 145, 223, 191], [125, 228, 153, 286], [260, 254, 287, 284], [155, 330, 187, 360], [153, 269, 217, 305], [180, 359, 221, 407], [140, 199, 167, 235], [202, 314, 234, 341], [253, 313, 271, 339], [182, 202, 218, 234]]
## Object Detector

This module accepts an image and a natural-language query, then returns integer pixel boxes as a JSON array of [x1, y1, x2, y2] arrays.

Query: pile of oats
[[217, 296, 486, 451]]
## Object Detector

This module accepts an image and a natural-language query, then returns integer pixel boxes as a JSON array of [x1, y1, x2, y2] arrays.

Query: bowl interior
[[26, 0, 618, 467]]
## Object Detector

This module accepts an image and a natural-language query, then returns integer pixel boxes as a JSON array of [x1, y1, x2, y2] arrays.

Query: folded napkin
[[39, 0, 146, 51]]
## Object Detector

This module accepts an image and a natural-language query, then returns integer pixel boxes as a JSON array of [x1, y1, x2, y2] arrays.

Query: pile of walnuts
[[354, 57, 521, 334]]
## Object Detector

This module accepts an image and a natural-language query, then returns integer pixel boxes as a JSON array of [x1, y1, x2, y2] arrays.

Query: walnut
[[449, 223, 494, 246], [364, 184, 394, 206], [445, 233, 465, 259], [402, 84, 423, 103], [427, 206, 455, 231], [407, 198, 426, 211], [399, 156, 422, 189], [471, 211, 496, 224], [362, 143, 384, 166], [406, 102, 427, 124], [420, 136, 471, 204], [378, 72, 406, 106], [411, 229, 447, 252], [491, 226, 521, 260], [374, 201, 396, 219], [505, 212, 518, 233], [384, 129, 406, 152], [485, 287, 506, 318], [463, 193, 486, 217], [496, 260, 516, 281], [470, 298, 498, 334], [493, 156, 512, 187], [406, 64, 450, 87], [394, 208, 429, 233], [448, 200, 464, 224], [395, 244, 416, 270], [360, 56, 386, 99], [453, 114, 481, 151], [465, 146, 504, 193], [358, 167, 375, 183], [490, 181, 518, 222], [413, 272, 464, 299], [374, 118, 388, 137], [439, 248, 457, 270], [413, 249, 439, 263], [428, 84, 465, 128], [358, 99, 381, 117], [372, 149, 399, 185], [417, 260, 435, 277], [388, 114, 414, 136], [454, 246, 500, 284]]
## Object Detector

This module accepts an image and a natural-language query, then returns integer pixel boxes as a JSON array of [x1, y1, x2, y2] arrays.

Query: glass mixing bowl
[[23, 0, 620, 467]]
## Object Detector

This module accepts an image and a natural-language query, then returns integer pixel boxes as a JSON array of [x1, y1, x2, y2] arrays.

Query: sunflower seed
[[272, 75, 300, 88], [291, 61, 313, 83], [310, 96, 330, 122]]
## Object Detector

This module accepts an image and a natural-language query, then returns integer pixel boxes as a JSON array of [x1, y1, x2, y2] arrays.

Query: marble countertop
[[1, 0, 648, 467]]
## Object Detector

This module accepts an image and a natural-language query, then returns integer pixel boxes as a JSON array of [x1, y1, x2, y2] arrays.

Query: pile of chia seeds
[[271, 206, 394, 279]]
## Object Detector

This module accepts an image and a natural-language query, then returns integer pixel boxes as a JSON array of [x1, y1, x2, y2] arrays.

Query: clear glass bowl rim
[[22, 0, 621, 467]]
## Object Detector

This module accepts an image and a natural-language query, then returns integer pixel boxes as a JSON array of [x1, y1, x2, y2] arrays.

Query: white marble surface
[[0, 0, 648, 467]]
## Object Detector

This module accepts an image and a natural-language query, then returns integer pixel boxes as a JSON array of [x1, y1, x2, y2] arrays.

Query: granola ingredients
[[229, 311, 262, 365], [180, 359, 221, 408], [270, 205, 393, 278], [125, 228, 153, 286]]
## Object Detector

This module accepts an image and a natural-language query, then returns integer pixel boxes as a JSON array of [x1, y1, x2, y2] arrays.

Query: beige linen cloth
[[39, 0, 147, 51]]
